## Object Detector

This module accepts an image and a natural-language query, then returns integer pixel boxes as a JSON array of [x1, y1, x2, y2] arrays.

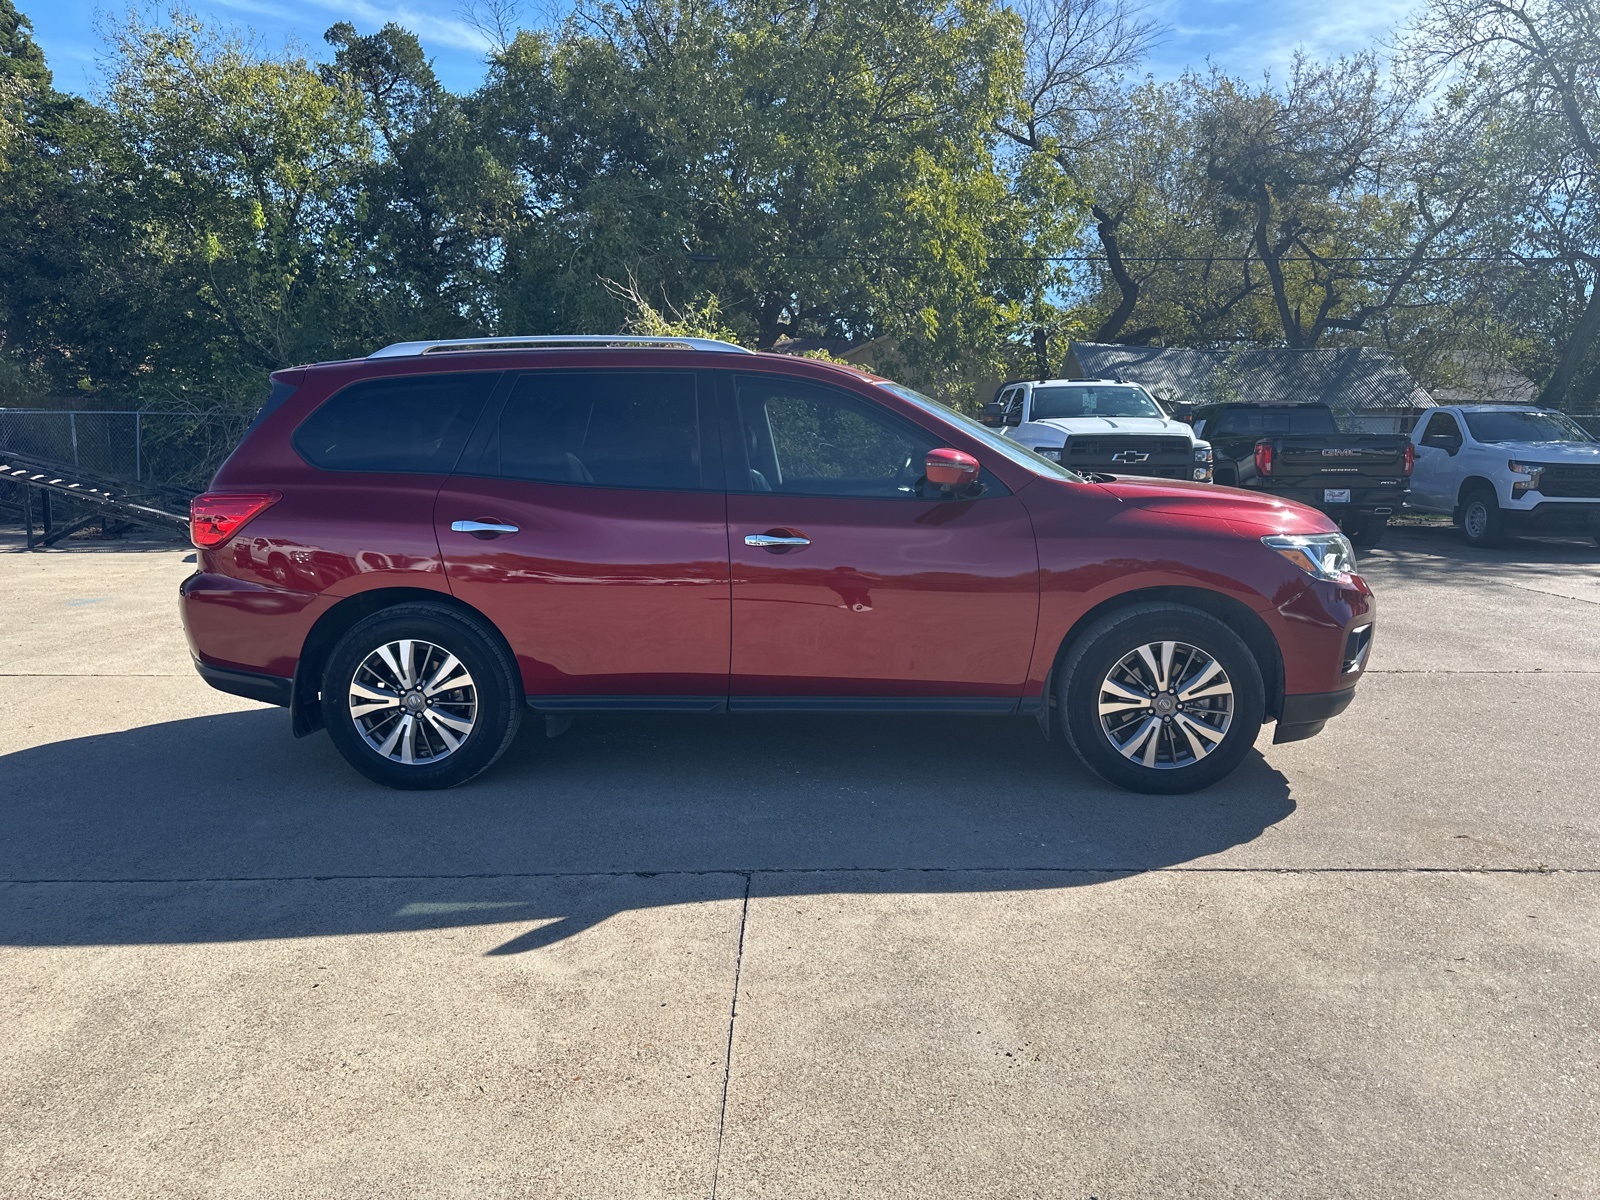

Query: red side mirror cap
[[925, 447, 980, 489]]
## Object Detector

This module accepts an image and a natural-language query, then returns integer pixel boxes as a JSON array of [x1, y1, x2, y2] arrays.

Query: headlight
[[1193, 443, 1213, 463], [1262, 532, 1357, 581], [1509, 461, 1543, 496], [1038, 447, 1062, 461]]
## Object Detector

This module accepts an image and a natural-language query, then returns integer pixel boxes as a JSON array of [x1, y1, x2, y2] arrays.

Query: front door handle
[[744, 532, 811, 550], [451, 519, 519, 537]]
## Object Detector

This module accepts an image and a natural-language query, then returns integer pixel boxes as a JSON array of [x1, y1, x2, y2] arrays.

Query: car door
[[722, 371, 1039, 708], [434, 367, 730, 707], [1410, 411, 1463, 511]]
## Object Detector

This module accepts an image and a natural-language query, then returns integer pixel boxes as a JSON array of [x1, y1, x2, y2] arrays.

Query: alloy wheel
[[348, 638, 478, 764], [1097, 640, 1235, 769]]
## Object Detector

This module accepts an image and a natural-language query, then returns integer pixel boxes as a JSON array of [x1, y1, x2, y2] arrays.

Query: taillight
[[190, 492, 280, 548], [1402, 443, 1415, 476], [1254, 440, 1274, 477]]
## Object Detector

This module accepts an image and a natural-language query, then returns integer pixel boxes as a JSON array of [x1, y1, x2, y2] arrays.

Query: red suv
[[181, 336, 1374, 794]]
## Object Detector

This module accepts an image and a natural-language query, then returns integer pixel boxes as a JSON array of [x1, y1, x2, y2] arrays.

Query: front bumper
[[1502, 499, 1600, 534], [1273, 685, 1358, 744], [1270, 573, 1375, 743]]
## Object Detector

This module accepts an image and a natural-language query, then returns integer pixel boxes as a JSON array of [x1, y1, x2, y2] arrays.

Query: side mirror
[[925, 447, 980, 493], [981, 401, 1008, 428], [1422, 433, 1461, 455]]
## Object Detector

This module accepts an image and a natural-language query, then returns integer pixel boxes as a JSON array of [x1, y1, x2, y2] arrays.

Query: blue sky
[[24, 0, 1422, 97]]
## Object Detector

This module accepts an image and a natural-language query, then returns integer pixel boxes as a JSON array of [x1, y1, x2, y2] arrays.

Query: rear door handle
[[451, 519, 519, 536], [744, 533, 810, 549]]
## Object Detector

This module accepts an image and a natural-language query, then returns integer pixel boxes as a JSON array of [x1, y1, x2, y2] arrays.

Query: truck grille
[[1067, 437, 1190, 457], [1539, 465, 1600, 498]]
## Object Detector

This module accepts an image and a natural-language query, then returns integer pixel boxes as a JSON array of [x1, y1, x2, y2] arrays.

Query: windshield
[[1462, 410, 1596, 444], [1210, 406, 1339, 437], [878, 383, 1084, 482], [1030, 384, 1164, 421]]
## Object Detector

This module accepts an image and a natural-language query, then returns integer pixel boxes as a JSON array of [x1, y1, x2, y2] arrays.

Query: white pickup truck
[[981, 378, 1214, 482], [1408, 405, 1600, 546]]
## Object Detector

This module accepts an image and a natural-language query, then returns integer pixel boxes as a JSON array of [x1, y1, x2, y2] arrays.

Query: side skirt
[[524, 696, 1027, 716]]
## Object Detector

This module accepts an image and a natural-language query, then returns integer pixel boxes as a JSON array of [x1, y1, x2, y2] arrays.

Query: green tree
[[1411, 0, 1600, 408], [473, 0, 1075, 385]]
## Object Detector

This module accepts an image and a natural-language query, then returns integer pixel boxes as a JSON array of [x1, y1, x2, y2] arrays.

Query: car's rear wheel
[[323, 603, 523, 789], [1460, 487, 1504, 547], [1058, 604, 1265, 795]]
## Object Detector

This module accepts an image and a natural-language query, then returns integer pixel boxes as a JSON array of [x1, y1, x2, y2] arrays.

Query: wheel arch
[[1046, 587, 1285, 724], [1454, 475, 1498, 517], [290, 587, 517, 737]]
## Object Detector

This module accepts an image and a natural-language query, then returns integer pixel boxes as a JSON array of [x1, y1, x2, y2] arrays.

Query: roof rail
[[367, 334, 753, 359]]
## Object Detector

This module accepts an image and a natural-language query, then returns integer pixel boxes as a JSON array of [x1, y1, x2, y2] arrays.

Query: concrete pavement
[[1, 524, 1597, 1197]]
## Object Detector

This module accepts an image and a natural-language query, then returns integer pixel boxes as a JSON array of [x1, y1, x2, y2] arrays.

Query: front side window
[[1421, 412, 1462, 442], [1029, 384, 1164, 421], [734, 376, 942, 498], [1462, 409, 1595, 444], [881, 383, 1080, 482], [489, 370, 707, 490], [293, 372, 498, 473], [1000, 388, 1023, 424]]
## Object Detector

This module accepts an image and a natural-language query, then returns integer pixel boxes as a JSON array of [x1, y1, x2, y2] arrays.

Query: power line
[[688, 251, 1577, 267]]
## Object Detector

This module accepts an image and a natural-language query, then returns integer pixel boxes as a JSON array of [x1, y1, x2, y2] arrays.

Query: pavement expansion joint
[[707, 872, 752, 1200], [3, 865, 1595, 886]]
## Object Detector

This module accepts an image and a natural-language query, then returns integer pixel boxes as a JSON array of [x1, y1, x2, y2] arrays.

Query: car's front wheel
[[323, 602, 523, 789], [1058, 604, 1265, 794], [1460, 487, 1504, 547]]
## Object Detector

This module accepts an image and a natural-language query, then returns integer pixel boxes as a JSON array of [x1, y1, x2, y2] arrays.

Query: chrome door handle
[[451, 519, 519, 535], [744, 533, 810, 549]]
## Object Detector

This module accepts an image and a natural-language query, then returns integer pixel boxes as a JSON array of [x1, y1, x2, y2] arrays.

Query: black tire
[[1057, 603, 1265, 795], [1344, 515, 1386, 548], [323, 602, 523, 790], [1459, 487, 1504, 547]]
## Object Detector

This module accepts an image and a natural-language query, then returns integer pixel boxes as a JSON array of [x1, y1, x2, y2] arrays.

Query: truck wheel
[[1057, 604, 1265, 795], [323, 602, 523, 790], [1344, 515, 1386, 548], [1460, 488, 1504, 548]]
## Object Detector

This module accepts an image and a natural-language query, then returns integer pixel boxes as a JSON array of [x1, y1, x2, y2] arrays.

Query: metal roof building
[[1064, 343, 1436, 431]]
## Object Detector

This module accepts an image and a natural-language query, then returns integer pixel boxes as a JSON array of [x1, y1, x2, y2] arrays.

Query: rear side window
[[488, 371, 707, 490], [293, 373, 498, 473]]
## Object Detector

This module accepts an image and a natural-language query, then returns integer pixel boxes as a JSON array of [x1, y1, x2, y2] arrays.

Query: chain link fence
[[0, 409, 251, 490]]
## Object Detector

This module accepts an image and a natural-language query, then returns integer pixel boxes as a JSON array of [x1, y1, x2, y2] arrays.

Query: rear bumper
[[1273, 686, 1358, 744], [193, 658, 292, 707], [1258, 485, 1408, 517]]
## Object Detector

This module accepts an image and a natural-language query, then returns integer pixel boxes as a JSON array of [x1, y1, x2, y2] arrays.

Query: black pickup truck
[[1191, 402, 1413, 546]]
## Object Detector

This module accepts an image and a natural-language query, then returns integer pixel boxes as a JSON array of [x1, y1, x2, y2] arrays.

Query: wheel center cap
[[402, 690, 427, 713], [1153, 694, 1177, 716]]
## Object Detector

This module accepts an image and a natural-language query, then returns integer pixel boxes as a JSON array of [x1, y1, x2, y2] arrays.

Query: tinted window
[[1029, 384, 1163, 420], [1462, 410, 1594, 444], [492, 371, 705, 490], [246, 379, 299, 434], [735, 376, 936, 498], [1421, 412, 1461, 441], [294, 373, 497, 473], [1212, 407, 1340, 437]]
